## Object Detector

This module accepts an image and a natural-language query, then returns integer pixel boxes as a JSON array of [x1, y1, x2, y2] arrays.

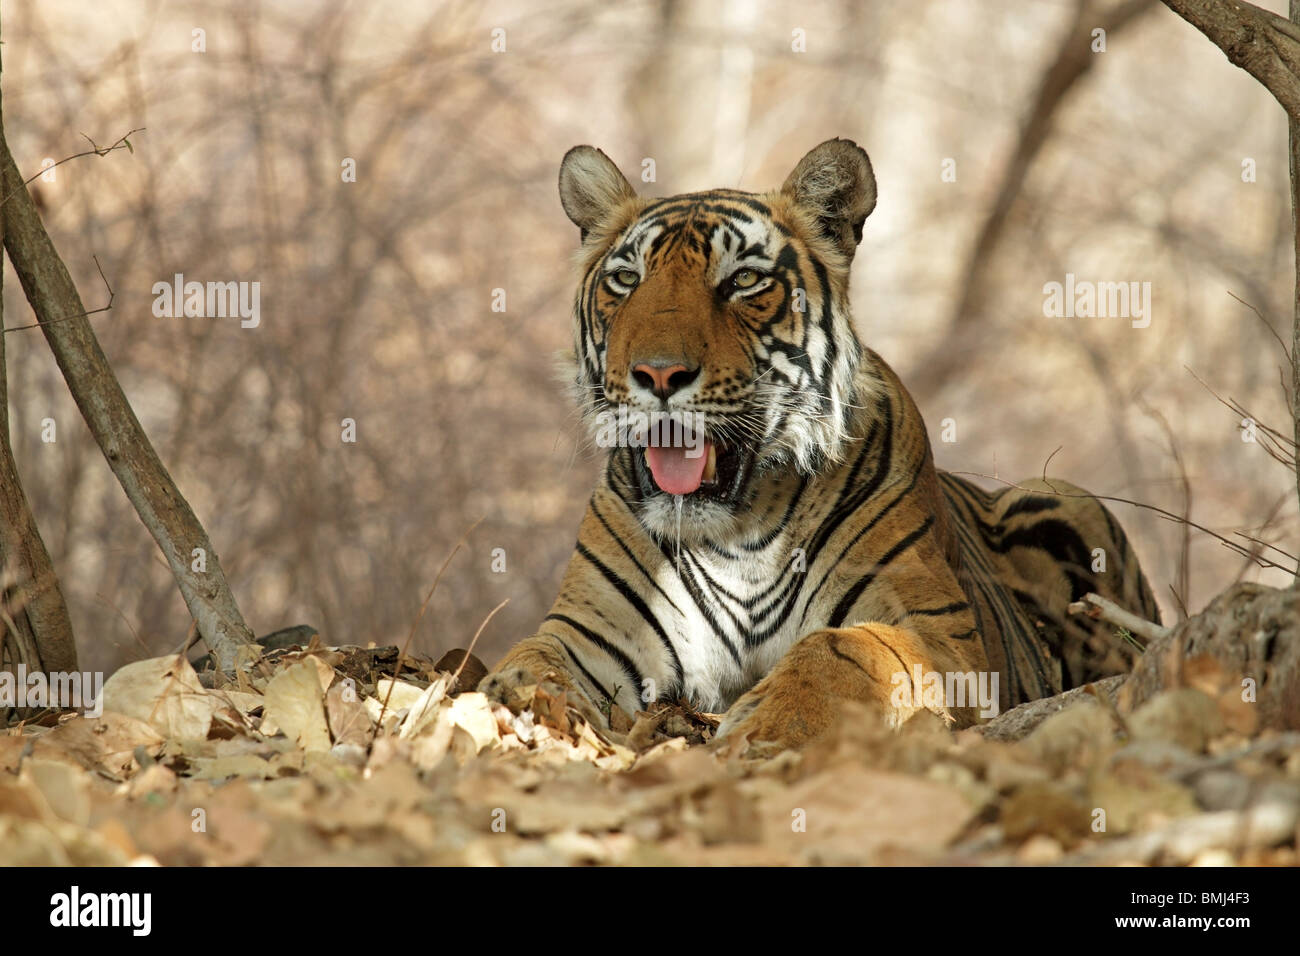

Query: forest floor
[[2, 595, 1299, 866]]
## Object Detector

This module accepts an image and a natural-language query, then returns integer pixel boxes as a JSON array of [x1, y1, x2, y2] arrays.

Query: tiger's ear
[[781, 139, 877, 260], [559, 146, 637, 241]]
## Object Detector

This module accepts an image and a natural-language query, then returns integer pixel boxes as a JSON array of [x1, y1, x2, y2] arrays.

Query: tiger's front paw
[[478, 665, 543, 711], [479, 654, 608, 731], [714, 679, 827, 752], [713, 691, 784, 755], [478, 663, 575, 713], [714, 625, 957, 751]]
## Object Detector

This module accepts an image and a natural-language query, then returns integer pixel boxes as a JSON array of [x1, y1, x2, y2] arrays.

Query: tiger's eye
[[732, 269, 759, 289], [614, 269, 639, 287]]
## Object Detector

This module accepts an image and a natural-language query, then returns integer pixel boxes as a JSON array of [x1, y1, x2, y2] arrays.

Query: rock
[[1108, 739, 1201, 776], [1019, 699, 1118, 773], [1127, 688, 1223, 753], [1088, 769, 1198, 834], [977, 676, 1125, 742], [1120, 583, 1300, 731], [1255, 780, 1300, 811], [433, 649, 488, 693], [1000, 782, 1090, 844], [1193, 769, 1251, 812], [1017, 833, 1065, 863], [1061, 801, 1299, 865], [190, 623, 320, 674], [1190, 849, 1236, 866]]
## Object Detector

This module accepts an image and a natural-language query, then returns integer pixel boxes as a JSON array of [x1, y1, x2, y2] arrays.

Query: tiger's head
[[559, 139, 878, 542]]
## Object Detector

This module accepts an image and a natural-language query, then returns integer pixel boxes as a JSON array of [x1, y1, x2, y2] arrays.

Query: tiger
[[480, 138, 1159, 750]]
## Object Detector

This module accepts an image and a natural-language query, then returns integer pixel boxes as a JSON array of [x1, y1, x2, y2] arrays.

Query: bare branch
[[0, 120, 254, 668], [1161, 0, 1300, 120], [1185, 366, 1299, 472], [0, 128, 143, 210], [1226, 290, 1292, 364], [3, 255, 112, 333], [1138, 401, 1193, 619], [455, 599, 509, 687], [374, 517, 483, 734], [1068, 591, 1172, 644], [951, 470, 1300, 574]]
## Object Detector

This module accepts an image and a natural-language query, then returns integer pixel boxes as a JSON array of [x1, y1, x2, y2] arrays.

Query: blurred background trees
[[2, 0, 1293, 674]]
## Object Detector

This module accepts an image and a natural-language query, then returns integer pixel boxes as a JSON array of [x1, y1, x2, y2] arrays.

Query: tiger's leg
[[478, 493, 678, 731], [715, 622, 985, 750], [478, 632, 611, 729]]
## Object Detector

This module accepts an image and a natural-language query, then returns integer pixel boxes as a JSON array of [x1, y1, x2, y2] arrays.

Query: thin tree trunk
[[1292, 0, 1300, 582], [0, 204, 78, 677], [0, 17, 77, 683], [0, 78, 254, 669]]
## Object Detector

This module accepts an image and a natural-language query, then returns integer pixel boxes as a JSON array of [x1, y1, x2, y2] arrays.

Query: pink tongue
[[645, 442, 711, 495]]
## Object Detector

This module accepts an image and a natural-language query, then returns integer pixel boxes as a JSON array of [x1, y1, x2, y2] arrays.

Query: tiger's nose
[[631, 362, 700, 400]]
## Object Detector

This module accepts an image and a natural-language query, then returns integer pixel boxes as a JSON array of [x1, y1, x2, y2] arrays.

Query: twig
[[0, 563, 34, 667], [0, 128, 144, 210], [92, 590, 152, 661], [2, 117, 255, 664], [3, 255, 113, 333], [1227, 290, 1292, 363], [1186, 367, 1297, 470], [1231, 490, 1292, 585], [1138, 401, 1192, 619], [950, 470, 1300, 574], [373, 516, 483, 734], [1040, 444, 1062, 483], [173, 618, 201, 658], [1167, 584, 1189, 621], [1067, 591, 1171, 645], [453, 599, 508, 687]]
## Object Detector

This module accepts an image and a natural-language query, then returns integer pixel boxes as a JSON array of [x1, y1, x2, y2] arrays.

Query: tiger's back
[[938, 470, 1159, 709]]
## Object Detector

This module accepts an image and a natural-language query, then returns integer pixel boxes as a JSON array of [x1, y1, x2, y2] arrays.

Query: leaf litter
[[2, 637, 1298, 866]]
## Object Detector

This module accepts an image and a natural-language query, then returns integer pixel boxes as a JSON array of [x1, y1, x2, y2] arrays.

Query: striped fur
[[482, 140, 1158, 748]]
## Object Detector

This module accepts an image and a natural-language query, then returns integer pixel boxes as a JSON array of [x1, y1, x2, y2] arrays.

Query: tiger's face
[[558, 140, 878, 542]]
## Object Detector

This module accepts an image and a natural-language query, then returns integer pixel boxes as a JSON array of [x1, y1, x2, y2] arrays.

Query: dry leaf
[[763, 767, 973, 862], [34, 712, 162, 777], [262, 661, 332, 752], [326, 681, 373, 748], [101, 655, 223, 741], [399, 676, 449, 739], [447, 692, 499, 753], [20, 759, 90, 826], [373, 679, 426, 716]]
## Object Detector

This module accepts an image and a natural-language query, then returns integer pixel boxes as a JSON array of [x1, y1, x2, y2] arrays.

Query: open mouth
[[632, 435, 754, 504]]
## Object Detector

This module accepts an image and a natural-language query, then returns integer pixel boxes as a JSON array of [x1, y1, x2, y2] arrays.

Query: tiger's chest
[[607, 441, 904, 711], [648, 543, 808, 711]]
